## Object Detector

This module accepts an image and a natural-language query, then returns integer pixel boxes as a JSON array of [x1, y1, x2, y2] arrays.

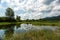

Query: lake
[[0, 24, 60, 40]]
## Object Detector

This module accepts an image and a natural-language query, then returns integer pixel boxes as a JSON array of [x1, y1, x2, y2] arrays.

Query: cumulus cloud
[[0, 0, 60, 20]]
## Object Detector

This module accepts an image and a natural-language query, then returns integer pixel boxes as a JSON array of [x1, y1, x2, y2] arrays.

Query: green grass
[[19, 21, 60, 26], [0, 22, 40, 25], [39, 21, 60, 26], [0, 21, 60, 26], [0, 22, 22, 25], [0, 22, 12, 25], [3, 30, 60, 40]]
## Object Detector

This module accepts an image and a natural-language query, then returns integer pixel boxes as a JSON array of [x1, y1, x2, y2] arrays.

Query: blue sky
[[0, 0, 60, 20]]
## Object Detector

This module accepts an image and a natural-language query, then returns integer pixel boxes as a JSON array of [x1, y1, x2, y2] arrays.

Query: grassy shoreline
[[40, 21, 60, 26], [0, 22, 40, 25], [0, 21, 60, 26]]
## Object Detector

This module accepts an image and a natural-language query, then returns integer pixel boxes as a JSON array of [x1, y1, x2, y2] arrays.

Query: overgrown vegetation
[[0, 8, 21, 22], [3, 30, 60, 40]]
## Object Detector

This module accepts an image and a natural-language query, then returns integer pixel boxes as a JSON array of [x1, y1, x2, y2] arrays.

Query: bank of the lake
[[0, 22, 21, 25], [18, 21, 60, 26], [0, 21, 60, 26], [0, 22, 40, 25], [0, 21, 58, 26], [40, 21, 60, 26]]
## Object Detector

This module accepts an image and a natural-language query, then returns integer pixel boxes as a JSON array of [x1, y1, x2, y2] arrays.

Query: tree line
[[39, 15, 60, 22], [0, 8, 21, 22]]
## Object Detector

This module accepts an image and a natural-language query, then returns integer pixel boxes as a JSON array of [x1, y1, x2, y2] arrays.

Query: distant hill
[[40, 15, 60, 21]]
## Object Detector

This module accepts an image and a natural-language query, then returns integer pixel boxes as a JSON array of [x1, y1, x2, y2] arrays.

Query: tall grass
[[3, 30, 60, 40]]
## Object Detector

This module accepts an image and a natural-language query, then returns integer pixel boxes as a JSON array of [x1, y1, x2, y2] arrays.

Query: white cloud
[[0, 5, 3, 8], [0, 0, 60, 20], [19, 13, 41, 20]]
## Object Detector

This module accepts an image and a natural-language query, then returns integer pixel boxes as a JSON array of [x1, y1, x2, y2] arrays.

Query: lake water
[[0, 24, 60, 40]]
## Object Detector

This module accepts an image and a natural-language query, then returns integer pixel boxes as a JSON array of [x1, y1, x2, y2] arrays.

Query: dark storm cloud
[[43, 0, 55, 5], [41, 9, 51, 13], [41, 6, 53, 13], [57, 0, 60, 4], [19, 0, 24, 3], [0, 0, 1, 4]]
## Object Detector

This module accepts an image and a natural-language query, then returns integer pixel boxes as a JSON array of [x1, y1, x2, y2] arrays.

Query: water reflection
[[4, 26, 14, 40], [0, 30, 5, 40], [0, 24, 60, 40], [14, 24, 60, 33]]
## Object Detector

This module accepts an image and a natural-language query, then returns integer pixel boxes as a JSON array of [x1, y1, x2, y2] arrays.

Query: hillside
[[40, 15, 60, 21]]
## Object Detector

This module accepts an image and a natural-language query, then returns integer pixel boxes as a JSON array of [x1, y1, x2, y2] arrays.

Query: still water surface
[[0, 24, 60, 40]]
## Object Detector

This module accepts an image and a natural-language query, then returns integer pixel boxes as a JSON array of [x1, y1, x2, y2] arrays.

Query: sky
[[0, 0, 60, 20]]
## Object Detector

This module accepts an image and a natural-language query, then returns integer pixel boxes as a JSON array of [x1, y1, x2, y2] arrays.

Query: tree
[[16, 16, 21, 22], [5, 8, 14, 18]]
